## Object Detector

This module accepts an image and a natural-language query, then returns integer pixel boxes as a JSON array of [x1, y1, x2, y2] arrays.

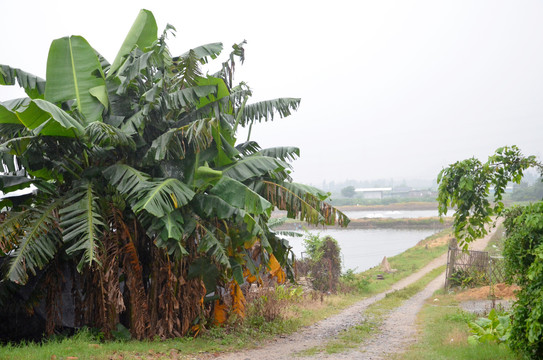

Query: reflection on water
[[285, 228, 438, 272]]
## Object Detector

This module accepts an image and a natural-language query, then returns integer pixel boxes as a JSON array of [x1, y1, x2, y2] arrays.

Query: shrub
[[302, 233, 342, 293], [468, 308, 511, 346], [448, 268, 489, 289], [339, 268, 370, 293], [502, 203, 543, 358]]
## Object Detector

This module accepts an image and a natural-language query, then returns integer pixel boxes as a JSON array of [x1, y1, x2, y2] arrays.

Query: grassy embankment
[[0, 229, 452, 360]]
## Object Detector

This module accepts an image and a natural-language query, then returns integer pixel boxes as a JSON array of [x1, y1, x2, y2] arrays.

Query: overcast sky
[[1, 1, 542, 186]]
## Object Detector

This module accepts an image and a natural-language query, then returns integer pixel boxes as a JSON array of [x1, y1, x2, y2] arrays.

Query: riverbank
[[276, 216, 453, 230], [336, 201, 439, 211]]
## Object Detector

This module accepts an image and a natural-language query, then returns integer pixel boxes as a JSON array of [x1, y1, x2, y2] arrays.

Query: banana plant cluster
[[0, 9, 348, 339]]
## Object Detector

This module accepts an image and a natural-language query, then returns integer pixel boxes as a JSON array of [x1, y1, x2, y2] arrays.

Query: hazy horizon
[[1, 1, 542, 186]]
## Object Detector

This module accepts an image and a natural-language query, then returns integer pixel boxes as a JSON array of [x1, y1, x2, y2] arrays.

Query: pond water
[[285, 228, 439, 272]]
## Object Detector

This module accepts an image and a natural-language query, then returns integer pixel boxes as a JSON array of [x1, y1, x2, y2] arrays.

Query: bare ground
[[213, 223, 500, 360]]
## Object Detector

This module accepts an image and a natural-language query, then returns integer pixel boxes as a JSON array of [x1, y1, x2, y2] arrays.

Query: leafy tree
[[0, 9, 348, 340], [437, 146, 538, 248], [437, 145, 543, 359], [341, 185, 356, 198]]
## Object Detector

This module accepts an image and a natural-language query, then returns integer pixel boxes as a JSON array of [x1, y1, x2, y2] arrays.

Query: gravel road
[[213, 224, 499, 360]]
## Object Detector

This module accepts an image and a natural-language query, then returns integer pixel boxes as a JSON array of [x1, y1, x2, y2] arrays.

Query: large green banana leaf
[[191, 193, 237, 219], [257, 147, 300, 162], [196, 76, 230, 109], [222, 156, 288, 182], [0, 98, 84, 137], [240, 98, 301, 126], [45, 36, 107, 125], [4, 201, 62, 284], [134, 178, 195, 217], [16, 99, 85, 136], [168, 85, 218, 110], [197, 225, 230, 267], [192, 192, 265, 237], [0, 65, 45, 99], [109, 9, 157, 76], [103, 164, 150, 199], [210, 176, 272, 216], [60, 181, 105, 271], [258, 180, 350, 226], [179, 43, 223, 65], [104, 164, 195, 218], [84, 121, 135, 149], [0, 102, 21, 125], [151, 210, 189, 259]]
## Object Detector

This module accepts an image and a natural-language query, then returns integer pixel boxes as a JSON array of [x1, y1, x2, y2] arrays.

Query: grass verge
[[392, 290, 518, 360]]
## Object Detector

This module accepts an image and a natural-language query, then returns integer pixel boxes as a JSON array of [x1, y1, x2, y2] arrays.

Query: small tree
[[302, 233, 342, 293], [341, 186, 356, 198], [437, 145, 543, 359]]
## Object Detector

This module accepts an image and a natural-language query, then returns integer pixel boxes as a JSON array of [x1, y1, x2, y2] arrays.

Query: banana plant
[[0, 9, 349, 340]]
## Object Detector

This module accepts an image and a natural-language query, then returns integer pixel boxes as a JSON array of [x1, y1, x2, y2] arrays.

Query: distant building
[[354, 187, 392, 199], [354, 186, 436, 200]]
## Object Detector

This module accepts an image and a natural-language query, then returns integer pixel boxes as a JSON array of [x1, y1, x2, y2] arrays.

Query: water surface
[[286, 228, 438, 272]]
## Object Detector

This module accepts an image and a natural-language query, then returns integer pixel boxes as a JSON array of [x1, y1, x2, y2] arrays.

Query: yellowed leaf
[[268, 253, 286, 284], [213, 299, 228, 325], [230, 281, 246, 318]]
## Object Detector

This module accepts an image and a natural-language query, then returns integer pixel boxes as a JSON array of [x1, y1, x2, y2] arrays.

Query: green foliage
[[399, 295, 517, 360], [437, 146, 543, 359], [0, 8, 348, 341], [111, 324, 132, 342], [448, 268, 488, 289], [302, 232, 326, 260], [468, 308, 511, 346], [275, 284, 304, 302], [301, 233, 342, 293], [437, 145, 539, 249], [444, 309, 477, 324], [340, 268, 370, 293], [502, 203, 543, 358]]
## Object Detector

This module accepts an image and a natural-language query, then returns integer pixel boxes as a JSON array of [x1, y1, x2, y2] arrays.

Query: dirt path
[[213, 224, 499, 360]]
